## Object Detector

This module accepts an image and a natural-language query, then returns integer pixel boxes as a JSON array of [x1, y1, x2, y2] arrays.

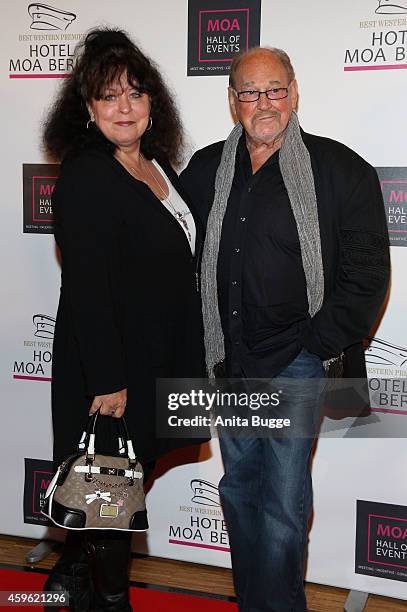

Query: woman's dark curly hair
[[43, 28, 184, 166]]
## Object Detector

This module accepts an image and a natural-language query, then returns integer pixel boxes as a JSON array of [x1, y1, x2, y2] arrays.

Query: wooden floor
[[0, 534, 406, 611]]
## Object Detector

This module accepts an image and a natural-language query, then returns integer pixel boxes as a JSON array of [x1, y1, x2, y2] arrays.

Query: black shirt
[[218, 136, 309, 377]]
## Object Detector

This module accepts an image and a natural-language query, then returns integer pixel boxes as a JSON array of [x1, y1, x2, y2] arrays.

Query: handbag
[[42, 411, 148, 531]]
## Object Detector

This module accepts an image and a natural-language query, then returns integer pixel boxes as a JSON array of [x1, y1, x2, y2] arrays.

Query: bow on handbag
[[85, 491, 112, 504]]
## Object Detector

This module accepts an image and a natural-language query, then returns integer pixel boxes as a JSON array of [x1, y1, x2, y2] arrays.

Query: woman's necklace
[[117, 152, 192, 243], [141, 157, 192, 244]]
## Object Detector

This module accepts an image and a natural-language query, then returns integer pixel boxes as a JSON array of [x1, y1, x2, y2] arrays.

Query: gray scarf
[[201, 111, 325, 378]]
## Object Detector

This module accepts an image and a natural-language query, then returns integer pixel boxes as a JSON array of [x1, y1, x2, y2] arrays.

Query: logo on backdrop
[[33, 314, 55, 339], [366, 337, 407, 414], [366, 338, 407, 368], [356, 500, 407, 582], [375, 0, 407, 14], [8, 4, 83, 78], [168, 478, 229, 551], [28, 3, 76, 31], [376, 168, 407, 246], [24, 458, 54, 526], [190, 479, 221, 507], [187, 0, 261, 76], [343, 3, 407, 71], [23, 163, 59, 234], [13, 313, 54, 382]]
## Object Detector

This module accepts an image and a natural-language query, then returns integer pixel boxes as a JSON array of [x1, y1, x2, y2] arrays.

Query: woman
[[43, 28, 204, 611]]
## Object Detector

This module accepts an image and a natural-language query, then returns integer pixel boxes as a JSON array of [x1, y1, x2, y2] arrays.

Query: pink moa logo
[[389, 189, 407, 203], [40, 478, 51, 489], [33, 469, 54, 513], [198, 8, 249, 64], [39, 183, 54, 197], [207, 18, 241, 32], [377, 523, 407, 539]]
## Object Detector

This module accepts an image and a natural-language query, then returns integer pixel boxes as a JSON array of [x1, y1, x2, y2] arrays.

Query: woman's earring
[[86, 111, 95, 130], [146, 116, 153, 131]]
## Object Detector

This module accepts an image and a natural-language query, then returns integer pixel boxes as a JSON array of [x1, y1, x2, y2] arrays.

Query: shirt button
[[231, 280, 238, 286], [232, 310, 239, 317], [234, 247, 240, 253], [248, 186, 252, 193], [234, 341, 240, 346], [240, 217, 246, 222]]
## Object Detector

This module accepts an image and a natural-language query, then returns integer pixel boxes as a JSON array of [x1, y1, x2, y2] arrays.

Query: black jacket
[[52, 148, 205, 465], [180, 130, 390, 379]]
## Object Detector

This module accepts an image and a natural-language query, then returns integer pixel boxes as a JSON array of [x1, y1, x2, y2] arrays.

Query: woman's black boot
[[44, 531, 91, 611], [88, 531, 132, 611]]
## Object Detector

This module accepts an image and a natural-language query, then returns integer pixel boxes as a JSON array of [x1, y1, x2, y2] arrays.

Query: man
[[180, 47, 389, 612]]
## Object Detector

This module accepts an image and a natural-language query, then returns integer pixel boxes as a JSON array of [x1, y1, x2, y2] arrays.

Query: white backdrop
[[1, 0, 407, 602]]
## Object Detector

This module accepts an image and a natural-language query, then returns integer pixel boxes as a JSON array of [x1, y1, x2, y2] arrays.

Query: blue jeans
[[219, 349, 324, 612]]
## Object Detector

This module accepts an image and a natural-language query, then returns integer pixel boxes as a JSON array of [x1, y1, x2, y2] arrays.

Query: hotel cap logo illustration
[[190, 479, 221, 507], [33, 314, 55, 339], [375, 0, 407, 13], [366, 337, 407, 368], [28, 3, 76, 31]]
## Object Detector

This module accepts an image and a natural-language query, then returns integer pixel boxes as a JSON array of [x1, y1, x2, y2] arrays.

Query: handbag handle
[[78, 411, 137, 467]]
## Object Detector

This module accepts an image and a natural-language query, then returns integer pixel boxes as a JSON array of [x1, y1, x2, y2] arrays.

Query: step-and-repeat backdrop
[[1, 0, 407, 601]]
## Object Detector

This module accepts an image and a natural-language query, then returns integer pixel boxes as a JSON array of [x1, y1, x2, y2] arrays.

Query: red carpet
[[0, 568, 237, 611]]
